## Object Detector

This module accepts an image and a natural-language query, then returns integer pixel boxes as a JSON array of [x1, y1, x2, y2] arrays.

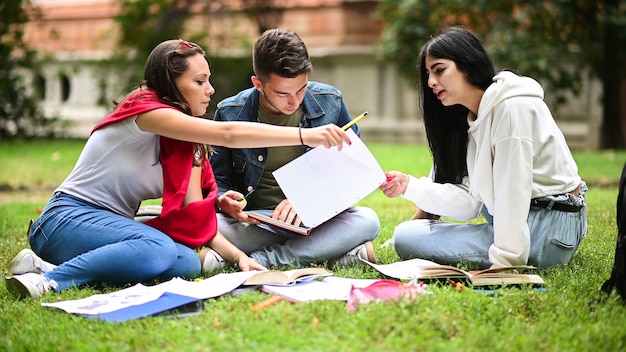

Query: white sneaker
[[9, 249, 57, 275], [336, 241, 377, 267], [199, 248, 228, 273], [5, 273, 58, 299]]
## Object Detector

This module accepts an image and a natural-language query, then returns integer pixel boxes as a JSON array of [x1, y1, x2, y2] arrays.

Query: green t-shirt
[[247, 105, 304, 210]]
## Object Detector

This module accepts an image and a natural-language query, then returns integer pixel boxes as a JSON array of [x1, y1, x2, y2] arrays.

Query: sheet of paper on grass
[[41, 271, 263, 315], [261, 277, 381, 302], [359, 258, 445, 280], [41, 283, 166, 315], [272, 129, 386, 227]]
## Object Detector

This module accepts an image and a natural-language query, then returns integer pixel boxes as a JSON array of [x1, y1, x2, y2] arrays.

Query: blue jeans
[[29, 193, 200, 291], [393, 184, 588, 269], [217, 206, 380, 268]]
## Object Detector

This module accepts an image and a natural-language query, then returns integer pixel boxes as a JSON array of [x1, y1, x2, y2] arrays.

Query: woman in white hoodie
[[380, 26, 587, 269]]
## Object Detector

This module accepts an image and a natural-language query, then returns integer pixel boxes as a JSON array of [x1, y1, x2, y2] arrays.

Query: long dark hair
[[601, 162, 626, 302], [418, 26, 495, 184]]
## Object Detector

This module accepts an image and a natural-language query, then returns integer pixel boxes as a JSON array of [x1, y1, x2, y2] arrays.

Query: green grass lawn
[[1, 139, 626, 351]]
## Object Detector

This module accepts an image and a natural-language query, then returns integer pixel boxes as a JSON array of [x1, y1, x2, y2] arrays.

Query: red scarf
[[92, 90, 218, 248]]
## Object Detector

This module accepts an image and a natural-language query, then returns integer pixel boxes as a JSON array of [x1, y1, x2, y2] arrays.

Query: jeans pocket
[[550, 237, 577, 250], [542, 221, 582, 266], [550, 234, 579, 249], [529, 209, 584, 267]]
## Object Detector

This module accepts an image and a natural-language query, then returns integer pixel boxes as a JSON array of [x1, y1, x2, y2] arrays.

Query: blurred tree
[[376, 0, 626, 149], [0, 0, 63, 140], [109, 0, 281, 116], [239, 0, 286, 33], [110, 0, 200, 93]]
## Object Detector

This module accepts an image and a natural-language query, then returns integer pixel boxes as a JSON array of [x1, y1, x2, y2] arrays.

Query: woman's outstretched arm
[[136, 108, 351, 150]]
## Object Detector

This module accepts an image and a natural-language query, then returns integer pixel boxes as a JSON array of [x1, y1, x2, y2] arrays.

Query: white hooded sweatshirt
[[403, 71, 581, 267]]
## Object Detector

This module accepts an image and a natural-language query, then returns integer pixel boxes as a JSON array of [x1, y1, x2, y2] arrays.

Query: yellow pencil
[[238, 189, 255, 202], [342, 111, 368, 131]]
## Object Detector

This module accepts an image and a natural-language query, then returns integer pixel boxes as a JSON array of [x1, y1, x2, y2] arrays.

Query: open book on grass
[[243, 267, 332, 286], [360, 258, 544, 286], [247, 212, 314, 236]]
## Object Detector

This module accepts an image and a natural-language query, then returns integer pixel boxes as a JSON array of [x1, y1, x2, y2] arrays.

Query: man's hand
[[271, 199, 302, 226], [217, 190, 260, 224]]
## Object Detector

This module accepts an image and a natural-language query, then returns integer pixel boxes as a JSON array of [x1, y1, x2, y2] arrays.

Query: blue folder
[[85, 292, 203, 322]]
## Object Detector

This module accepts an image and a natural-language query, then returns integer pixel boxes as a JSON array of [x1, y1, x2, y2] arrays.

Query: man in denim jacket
[[203, 29, 380, 272]]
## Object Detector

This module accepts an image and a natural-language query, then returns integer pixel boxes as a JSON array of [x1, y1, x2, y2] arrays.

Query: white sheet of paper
[[153, 272, 260, 299], [41, 283, 165, 315], [40, 271, 264, 315], [261, 277, 381, 302], [359, 258, 442, 280], [272, 129, 386, 227]]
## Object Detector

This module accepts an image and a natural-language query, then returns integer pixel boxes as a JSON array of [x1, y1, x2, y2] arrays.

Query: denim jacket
[[210, 81, 359, 199]]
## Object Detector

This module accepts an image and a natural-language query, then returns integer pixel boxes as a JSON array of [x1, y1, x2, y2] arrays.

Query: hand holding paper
[[379, 171, 409, 198], [272, 129, 386, 227]]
